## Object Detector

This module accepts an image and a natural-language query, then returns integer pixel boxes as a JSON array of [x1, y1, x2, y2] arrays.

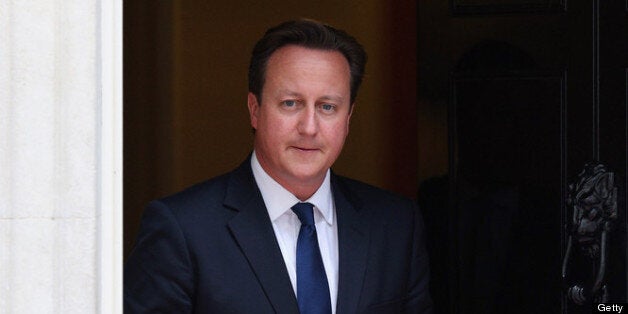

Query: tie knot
[[291, 202, 315, 226]]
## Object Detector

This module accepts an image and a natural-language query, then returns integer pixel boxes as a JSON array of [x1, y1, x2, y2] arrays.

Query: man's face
[[248, 45, 353, 195]]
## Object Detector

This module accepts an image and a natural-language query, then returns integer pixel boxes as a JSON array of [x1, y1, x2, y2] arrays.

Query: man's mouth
[[292, 146, 319, 152]]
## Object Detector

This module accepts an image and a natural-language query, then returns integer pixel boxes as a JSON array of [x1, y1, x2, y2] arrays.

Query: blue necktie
[[291, 202, 332, 314]]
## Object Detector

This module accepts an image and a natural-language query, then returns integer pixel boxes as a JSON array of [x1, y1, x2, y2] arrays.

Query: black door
[[417, 1, 627, 313]]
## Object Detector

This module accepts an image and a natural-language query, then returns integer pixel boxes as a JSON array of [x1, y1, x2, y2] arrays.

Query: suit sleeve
[[124, 200, 195, 314], [404, 201, 434, 314]]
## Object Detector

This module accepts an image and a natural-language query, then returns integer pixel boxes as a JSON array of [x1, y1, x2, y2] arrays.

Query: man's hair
[[248, 19, 367, 104]]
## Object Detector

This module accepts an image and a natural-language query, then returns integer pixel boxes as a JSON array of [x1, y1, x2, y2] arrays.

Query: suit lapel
[[224, 159, 299, 313], [332, 175, 369, 314]]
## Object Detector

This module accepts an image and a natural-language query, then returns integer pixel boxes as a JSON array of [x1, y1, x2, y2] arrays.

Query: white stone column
[[0, 0, 122, 312]]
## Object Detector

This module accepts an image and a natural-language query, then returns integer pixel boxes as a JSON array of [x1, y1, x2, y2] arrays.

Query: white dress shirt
[[251, 151, 339, 313]]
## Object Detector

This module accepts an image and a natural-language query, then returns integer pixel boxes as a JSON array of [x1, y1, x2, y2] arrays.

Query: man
[[125, 19, 433, 313]]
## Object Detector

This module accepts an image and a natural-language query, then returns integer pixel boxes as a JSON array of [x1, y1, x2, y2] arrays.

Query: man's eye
[[321, 104, 334, 111], [282, 100, 296, 107]]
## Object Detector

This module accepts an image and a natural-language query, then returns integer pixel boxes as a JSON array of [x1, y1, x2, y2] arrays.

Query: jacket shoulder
[[156, 172, 232, 215], [332, 174, 416, 213]]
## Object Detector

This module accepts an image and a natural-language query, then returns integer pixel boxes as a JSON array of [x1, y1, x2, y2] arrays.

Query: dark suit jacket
[[124, 158, 433, 313]]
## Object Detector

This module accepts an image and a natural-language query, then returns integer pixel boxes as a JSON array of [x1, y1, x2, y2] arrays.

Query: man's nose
[[297, 105, 319, 135]]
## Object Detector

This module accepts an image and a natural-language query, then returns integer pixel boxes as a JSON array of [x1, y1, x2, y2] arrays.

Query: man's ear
[[247, 92, 260, 130], [346, 103, 355, 133]]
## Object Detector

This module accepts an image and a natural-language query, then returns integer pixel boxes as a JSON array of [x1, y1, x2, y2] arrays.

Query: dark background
[[124, 1, 628, 313]]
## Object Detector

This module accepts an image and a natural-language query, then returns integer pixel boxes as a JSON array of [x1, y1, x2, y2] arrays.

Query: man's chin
[[285, 167, 327, 184], [286, 148, 324, 161]]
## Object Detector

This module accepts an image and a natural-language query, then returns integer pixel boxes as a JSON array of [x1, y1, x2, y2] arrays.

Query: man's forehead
[[267, 45, 348, 65]]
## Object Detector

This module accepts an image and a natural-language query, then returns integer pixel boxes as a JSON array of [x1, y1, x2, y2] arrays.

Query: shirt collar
[[251, 151, 334, 226]]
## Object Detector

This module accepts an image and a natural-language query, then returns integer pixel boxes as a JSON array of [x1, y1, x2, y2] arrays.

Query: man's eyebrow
[[276, 90, 302, 97], [319, 95, 345, 102], [275, 90, 345, 102]]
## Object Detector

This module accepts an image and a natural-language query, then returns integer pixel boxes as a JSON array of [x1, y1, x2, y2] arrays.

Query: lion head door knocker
[[561, 163, 618, 305]]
